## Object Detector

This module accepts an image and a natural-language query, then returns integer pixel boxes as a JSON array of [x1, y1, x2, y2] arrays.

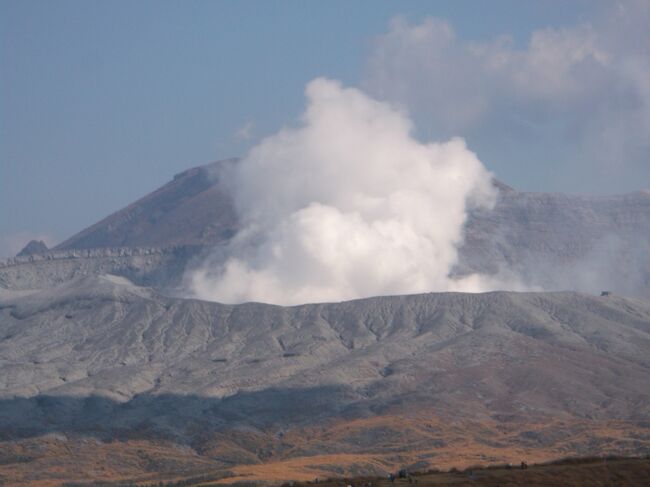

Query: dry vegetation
[[1, 413, 649, 486], [9, 456, 650, 487], [279, 457, 650, 487]]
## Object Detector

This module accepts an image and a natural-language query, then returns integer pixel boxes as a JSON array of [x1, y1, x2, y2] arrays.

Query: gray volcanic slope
[[4, 159, 647, 298], [55, 159, 238, 250], [459, 185, 650, 297], [1, 275, 649, 437]]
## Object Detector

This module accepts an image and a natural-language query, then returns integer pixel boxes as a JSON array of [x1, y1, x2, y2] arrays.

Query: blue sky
[[1, 0, 647, 256]]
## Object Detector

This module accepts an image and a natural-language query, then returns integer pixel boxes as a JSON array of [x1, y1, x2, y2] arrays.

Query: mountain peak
[[55, 159, 239, 250], [16, 239, 49, 257]]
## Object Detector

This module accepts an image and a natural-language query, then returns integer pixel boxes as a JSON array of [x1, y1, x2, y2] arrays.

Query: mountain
[[4, 275, 649, 406], [16, 240, 48, 257], [1, 160, 650, 484], [0, 276, 649, 483], [2, 159, 648, 298], [55, 159, 238, 250], [459, 187, 650, 297]]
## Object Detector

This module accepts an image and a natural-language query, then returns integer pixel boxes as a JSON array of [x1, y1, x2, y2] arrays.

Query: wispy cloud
[[363, 1, 650, 191], [234, 121, 254, 142]]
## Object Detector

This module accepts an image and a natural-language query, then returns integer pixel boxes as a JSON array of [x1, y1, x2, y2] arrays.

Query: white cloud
[[363, 2, 650, 191], [234, 120, 254, 142], [190, 78, 501, 305]]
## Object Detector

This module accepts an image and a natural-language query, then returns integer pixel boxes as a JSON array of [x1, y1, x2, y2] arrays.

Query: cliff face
[[0, 246, 202, 291]]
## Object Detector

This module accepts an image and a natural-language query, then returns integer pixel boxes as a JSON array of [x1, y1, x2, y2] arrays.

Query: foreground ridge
[[278, 456, 650, 487], [0, 276, 649, 484]]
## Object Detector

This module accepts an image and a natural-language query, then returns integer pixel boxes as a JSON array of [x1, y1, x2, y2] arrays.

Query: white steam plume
[[191, 78, 501, 305]]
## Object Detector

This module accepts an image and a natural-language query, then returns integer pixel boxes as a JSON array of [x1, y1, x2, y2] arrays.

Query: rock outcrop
[[16, 240, 48, 257], [0, 246, 202, 291]]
